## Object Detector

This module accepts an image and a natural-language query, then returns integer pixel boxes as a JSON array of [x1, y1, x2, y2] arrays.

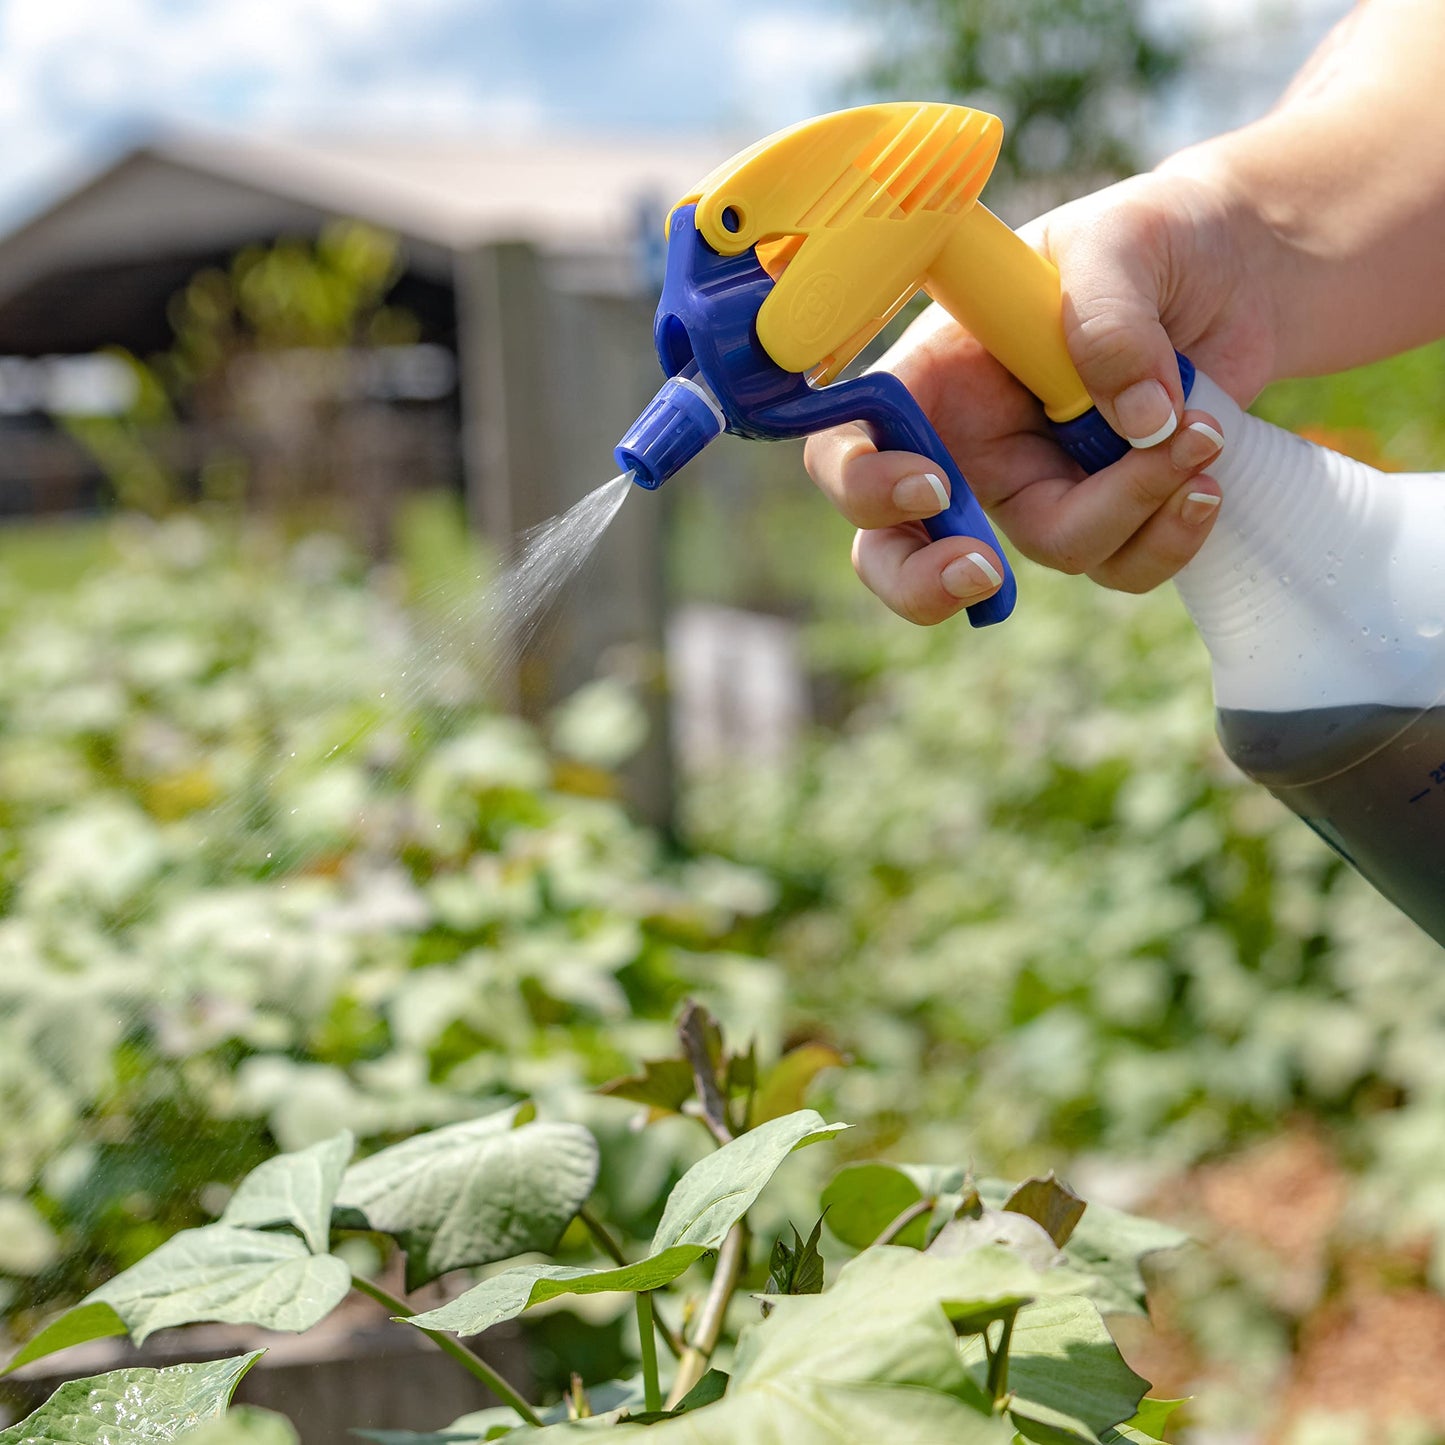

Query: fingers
[[994, 411, 1224, 576], [852, 526, 1007, 627], [1029, 184, 1190, 447], [821, 409, 1225, 624], [803, 427, 957, 530]]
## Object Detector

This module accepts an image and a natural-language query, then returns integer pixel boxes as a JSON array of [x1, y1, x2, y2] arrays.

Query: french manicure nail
[[942, 551, 1003, 600], [893, 472, 950, 515], [1115, 379, 1178, 449], [1170, 421, 1225, 471], [1181, 491, 1221, 526]]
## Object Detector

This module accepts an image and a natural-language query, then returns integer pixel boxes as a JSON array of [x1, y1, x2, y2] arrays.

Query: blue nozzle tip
[[615, 375, 725, 488]]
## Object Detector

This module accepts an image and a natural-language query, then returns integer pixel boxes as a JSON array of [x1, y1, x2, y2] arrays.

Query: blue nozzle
[[615, 370, 726, 489]]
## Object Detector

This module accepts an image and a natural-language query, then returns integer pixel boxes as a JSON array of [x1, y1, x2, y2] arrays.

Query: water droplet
[[1326, 572, 1337, 586], [1421, 620, 1445, 639]]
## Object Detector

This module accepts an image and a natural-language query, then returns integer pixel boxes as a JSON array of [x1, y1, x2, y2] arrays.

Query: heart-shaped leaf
[[95, 1225, 352, 1345], [408, 1246, 707, 1336], [221, 1130, 354, 1254], [650, 1111, 847, 1253], [958, 1294, 1149, 1440], [9, 1228, 351, 1373], [980, 1181, 1188, 1317], [0, 1351, 263, 1445], [821, 1162, 970, 1250], [410, 1111, 846, 1339], [334, 1109, 599, 1291]]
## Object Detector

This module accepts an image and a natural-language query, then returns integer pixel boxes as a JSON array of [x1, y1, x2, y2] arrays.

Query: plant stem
[[576, 1206, 684, 1361], [636, 1291, 662, 1414], [666, 1222, 746, 1409], [578, 1205, 629, 1265], [871, 1197, 933, 1249], [352, 1275, 542, 1428], [986, 1312, 1015, 1404]]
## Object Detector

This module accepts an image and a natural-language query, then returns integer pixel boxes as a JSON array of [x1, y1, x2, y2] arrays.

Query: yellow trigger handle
[[685, 103, 1094, 423], [928, 206, 1092, 423]]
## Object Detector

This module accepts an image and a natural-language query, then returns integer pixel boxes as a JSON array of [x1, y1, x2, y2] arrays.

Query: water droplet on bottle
[[1326, 572, 1337, 586], [1420, 620, 1445, 639]]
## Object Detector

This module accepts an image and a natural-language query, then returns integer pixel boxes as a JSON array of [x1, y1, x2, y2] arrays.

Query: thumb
[[1028, 196, 1185, 450]]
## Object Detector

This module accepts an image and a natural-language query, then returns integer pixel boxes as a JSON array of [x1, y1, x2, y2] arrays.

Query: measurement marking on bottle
[[1410, 788, 1432, 804]]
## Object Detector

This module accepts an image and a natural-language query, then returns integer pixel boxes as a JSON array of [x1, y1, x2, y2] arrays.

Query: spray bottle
[[613, 102, 1445, 946]]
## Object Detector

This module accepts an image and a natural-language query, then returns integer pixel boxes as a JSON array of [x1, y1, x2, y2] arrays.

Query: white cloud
[[731, 11, 879, 128]]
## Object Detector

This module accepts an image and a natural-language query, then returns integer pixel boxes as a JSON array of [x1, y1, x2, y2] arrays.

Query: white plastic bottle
[[1175, 371, 1445, 944]]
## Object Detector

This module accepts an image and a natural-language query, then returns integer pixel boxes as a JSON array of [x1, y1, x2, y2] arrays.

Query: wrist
[[1152, 130, 1299, 392]]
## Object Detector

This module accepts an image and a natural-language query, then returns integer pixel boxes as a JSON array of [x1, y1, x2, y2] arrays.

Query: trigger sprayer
[[613, 102, 1445, 947]]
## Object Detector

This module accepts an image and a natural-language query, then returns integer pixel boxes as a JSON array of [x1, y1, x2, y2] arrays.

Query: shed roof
[[0, 129, 730, 353]]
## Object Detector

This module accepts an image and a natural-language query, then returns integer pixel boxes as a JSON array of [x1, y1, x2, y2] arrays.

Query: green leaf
[[822, 1162, 969, 1250], [457, 1245, 1090, 1444], [930, 1210, 1067, 1276], [766, 1218, 825, 1299], [2, 1301, 127, 1377], [736, 1246, 1083, 1395], [410, 1112, 845, 1339], [178, 1406, 302, 1444], [671, 1368, 728, 1413], [1098, 1398, 1184, 1443], [1004, 1176, 1087, 1249], [220, 1130, 354, 1254], [1120, 1399, 1185, 1434], [10, 1229, 350, 1372], [595, 1058, 695, 1115], [1009, 1397, 1105, 1445], [93, 1226, 351, 1345], [980, 1183, 1188, 1317], [652, 1110, 847, 1254], [750, 1044, 845, 1127], [959, 1295, 1149, 1439], [0, 1351, 263, 1445], [334, 1110, 599, 1291], [407, 1246, 707, 1336]]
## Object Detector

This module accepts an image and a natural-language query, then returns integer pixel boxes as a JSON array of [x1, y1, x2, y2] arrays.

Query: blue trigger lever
[[614, 204, 1017, 629]]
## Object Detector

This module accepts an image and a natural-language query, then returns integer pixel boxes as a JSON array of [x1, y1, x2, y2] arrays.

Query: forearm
[[1159, 0, 1445, 380]]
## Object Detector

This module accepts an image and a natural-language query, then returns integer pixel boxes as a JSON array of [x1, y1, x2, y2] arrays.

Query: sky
[[0, 0, 1351, 229]]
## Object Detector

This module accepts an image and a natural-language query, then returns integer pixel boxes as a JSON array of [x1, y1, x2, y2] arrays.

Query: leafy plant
[[3, 1007, 1186, 1444], [0, 514, 781, 1330]]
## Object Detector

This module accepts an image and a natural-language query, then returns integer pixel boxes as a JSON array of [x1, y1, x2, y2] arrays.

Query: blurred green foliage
[[0, 511, 786, 1336], [59, 222, 417, 517], [861, 0, 1182, 199]]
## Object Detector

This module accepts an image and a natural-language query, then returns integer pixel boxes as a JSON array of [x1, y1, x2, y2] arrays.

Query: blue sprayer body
[[613, 205, 1018, 628]]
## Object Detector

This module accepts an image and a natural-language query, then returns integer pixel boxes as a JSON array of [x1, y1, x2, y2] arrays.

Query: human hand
[[803, 167, 1281, 624]]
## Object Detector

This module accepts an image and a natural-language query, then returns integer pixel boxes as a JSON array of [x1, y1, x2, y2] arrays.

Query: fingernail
[[893, 472, 949, 516], [941, 552, 1003, 600], [1170, 421, 1225, 471], [1115, 379, 1178, 448], [1181, 490, 1221, 526]]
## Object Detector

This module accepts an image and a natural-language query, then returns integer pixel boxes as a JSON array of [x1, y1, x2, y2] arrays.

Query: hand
[[803, 167, 1281, 624]]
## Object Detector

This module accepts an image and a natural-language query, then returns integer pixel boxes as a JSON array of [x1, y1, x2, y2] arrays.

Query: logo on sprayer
[[788, 270, 845, 346]]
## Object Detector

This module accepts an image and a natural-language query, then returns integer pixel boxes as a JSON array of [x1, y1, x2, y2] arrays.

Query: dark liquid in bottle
[[1216, 704, 1445, 946]]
